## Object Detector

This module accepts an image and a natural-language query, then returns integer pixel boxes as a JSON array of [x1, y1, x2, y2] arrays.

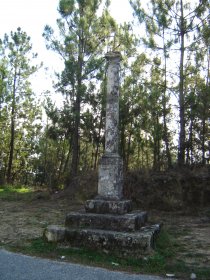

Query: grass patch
[[5, 230, 210, 279], [8, 238, 167, 274], [155, 229, 177, 258], [0, 185, 35, 201], [195, 267, 210, 279], [4, 230, 184, 276]]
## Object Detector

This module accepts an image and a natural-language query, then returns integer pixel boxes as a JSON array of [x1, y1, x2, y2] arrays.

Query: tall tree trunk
[[70, 92, 81, 177], [7, 74, 17, 183], [186, 109, 193, 164], [145, 137, 150, 168], [70, 3, 84, 178], [125, 130, 132, 171], [178, 0, 186, 165], [57, 139, 67, 183], [153, 115, 160, 171], [120, 124, 125, 159], [63, 144, 71, 174], [201, 51, 209, 164], [201, 116, 206, 164], [7, 109, 15, 183], [120, 110, 126, 165], [162, 28, 172, 168]]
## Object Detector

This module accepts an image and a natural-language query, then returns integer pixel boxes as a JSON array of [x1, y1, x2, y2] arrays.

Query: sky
[[0, 0, 133, 98]]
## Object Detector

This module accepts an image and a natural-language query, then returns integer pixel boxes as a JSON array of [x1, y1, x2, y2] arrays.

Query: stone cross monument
[[85, 51, 132, 214], [98, 52, 123, 200], [45, 51, 160, 258]]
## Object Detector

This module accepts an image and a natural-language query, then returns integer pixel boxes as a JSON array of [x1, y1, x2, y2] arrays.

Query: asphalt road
[[0, 249, 167, 280]]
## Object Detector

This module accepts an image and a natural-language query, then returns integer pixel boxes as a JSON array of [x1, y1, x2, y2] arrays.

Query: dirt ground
[[0, 194, 81, 245], [150, 209, 210, 269], [0, 193, 210, 270]]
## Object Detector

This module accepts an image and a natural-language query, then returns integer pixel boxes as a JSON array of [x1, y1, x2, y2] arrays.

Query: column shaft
[[104, 52, 121, 154], [98, 52, 123, 200]]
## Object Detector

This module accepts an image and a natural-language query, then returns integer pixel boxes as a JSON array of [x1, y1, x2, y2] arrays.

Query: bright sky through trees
[[0, 0, 133, 96], [0, 0, 208, 184]]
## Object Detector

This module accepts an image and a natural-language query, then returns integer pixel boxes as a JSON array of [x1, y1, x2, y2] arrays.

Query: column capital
[[105, 51, 122, 61]]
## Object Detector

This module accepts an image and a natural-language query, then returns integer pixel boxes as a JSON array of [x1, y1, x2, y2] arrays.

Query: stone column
[[47, 53, 159, 255], [98, 52, 123, 200], [104, 52, 121, 154], [85, 51, 132, 213]]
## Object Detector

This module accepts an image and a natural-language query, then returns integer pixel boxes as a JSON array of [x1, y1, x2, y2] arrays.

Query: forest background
[[0, 0, 209, 205]]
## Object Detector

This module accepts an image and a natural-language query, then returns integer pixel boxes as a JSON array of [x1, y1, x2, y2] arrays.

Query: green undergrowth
[[4, 229, 210, 279], [5, 238, 167, 274], [0, 185, 34, 201]]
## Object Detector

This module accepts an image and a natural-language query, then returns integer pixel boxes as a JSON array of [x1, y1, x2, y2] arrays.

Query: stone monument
[[45, 52, 160, 258], [99, 52, 123, 200], [85, 52, 132, 215]]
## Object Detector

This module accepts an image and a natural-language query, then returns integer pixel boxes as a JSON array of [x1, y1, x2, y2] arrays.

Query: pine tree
[[130, 0, 209, 165], [0, 28, 41, 183], [43, 0, 118, 181]]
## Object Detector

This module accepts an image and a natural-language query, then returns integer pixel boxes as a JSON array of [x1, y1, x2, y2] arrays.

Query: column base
[[65, 225, 160, 258], [98, 153, 123, 200], [85, 199, 132, 214], [65, 210, 147, 232]]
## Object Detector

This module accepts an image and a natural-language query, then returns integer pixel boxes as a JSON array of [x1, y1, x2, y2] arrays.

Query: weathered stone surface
[[98, 154, 123, 200], [65, 224, 161, 258], [85, 199, 132, 214], [97, 52, 124, 201], [104, 52, 121, 154], [44, 225, 66, 242], [65, 211, 148, 232]]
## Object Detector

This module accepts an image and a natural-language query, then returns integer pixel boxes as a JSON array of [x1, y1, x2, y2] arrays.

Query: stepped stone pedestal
[[85, 199, 132, 215], [44, 52, 160, 258]]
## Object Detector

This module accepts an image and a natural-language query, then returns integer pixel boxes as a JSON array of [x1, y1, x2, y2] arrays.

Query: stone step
[[85, 199, 132, 214], [65, 225, 161, 258], [65, 211, 148, 232]]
